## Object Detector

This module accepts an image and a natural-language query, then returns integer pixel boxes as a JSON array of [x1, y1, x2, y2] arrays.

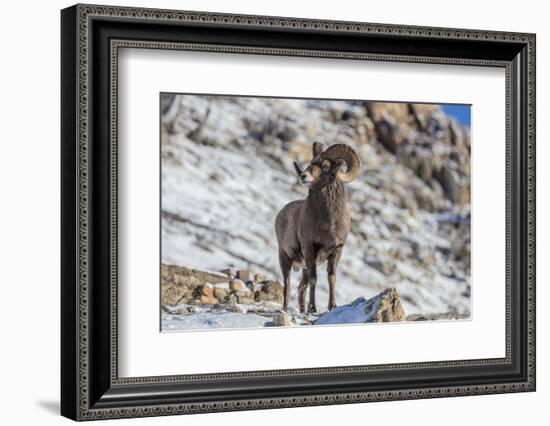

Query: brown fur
[[274, 143, 359, 313]]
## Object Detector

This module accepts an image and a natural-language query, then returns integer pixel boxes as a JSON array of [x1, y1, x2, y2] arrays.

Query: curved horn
[[322, 144, 361, 183]]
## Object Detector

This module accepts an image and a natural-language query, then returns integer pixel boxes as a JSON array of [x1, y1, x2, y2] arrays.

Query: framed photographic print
[[61, 3, 536, 421]]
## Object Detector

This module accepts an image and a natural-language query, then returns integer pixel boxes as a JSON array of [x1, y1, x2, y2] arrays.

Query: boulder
[[161, 264, 202, 289], [270, 311, 291, 327], [262, 280, 284, 304], [256, 291, 271, 302], [237, 296, 254, 304], [252, 283, 265, 293], [161, 283, 197, 305], [367, 288, 406, 322], [230, 279, 246, 292], [263, 280, 284, 293], [314, 288, 406, 325], [214, 287, 229, 300], [161, 264, 231, 303], [200, 295, 219, 305], [236, 270, 250, 281], [192, 269, 231, 285], [235, 289, 251, 298], [200, 284, 214, 298], [161, 285, 182, 306]]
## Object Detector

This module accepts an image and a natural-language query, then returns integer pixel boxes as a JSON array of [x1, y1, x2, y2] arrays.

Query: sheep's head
[[293, 142, 360, 188]]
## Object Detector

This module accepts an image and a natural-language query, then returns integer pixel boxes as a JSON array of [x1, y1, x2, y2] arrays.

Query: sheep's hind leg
[[297, 269, 308, 314], [279, 251, 293, 311]]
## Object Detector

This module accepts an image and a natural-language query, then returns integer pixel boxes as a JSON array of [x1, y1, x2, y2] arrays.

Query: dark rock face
[[370, 102, 471, 207], [436, 163, 470, 205]]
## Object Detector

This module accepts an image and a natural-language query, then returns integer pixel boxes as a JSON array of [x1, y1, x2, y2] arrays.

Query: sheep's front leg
[[327, 248, 342, 311], [304, 247, 318, 314]]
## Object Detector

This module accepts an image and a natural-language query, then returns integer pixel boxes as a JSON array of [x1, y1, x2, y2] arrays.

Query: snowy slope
[[161, 94, 471, 316]]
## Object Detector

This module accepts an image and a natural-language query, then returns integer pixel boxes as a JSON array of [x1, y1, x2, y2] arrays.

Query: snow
[[162, 311, 271, 331], [314, 297, 376, 325], [161, 94, 471, 324]]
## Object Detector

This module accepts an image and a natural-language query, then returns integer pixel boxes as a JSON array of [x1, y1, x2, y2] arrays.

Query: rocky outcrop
[[361, 101, 471, 207], [161, 283, 470, 331], [161, 264, 284, 307], [315, 288, 406, 325]]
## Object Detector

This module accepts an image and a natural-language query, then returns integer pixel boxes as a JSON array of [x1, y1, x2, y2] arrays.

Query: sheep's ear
[[312, 142, 325, 157], [293, 161, 303, 178]]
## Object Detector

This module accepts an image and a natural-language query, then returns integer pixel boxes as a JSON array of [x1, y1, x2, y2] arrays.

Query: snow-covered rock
[[315, 288, 406, 325], [160, 94, 471, 323]]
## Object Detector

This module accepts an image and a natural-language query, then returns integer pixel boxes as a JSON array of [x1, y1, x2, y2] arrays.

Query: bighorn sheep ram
[[275, 142, 360, 313]]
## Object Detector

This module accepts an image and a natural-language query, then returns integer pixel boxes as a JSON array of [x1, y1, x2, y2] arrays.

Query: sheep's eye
[[321, 160, 331, 171]]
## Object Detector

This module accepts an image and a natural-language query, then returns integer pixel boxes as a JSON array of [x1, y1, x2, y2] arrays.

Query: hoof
[[307, 305, 317, 314], [328, 303, 337, 311]]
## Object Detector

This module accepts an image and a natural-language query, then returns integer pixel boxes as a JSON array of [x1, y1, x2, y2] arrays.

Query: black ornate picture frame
[[61, 3, 536, 421]]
